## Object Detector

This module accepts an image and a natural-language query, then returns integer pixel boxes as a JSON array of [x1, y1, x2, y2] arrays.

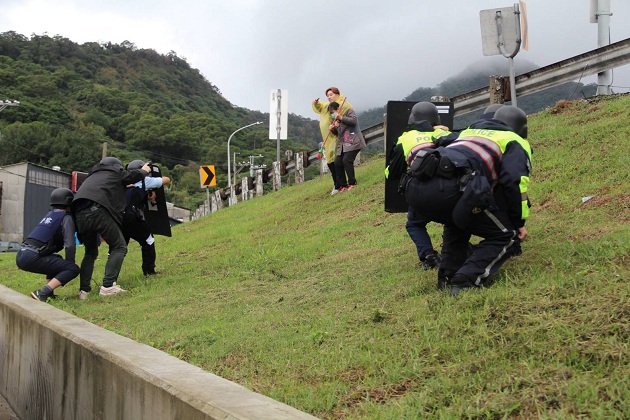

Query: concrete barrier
[[0, 285, 318, 420]]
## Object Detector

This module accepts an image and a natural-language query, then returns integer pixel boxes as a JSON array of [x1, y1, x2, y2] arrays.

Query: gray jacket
[[335, 108, 366, 155]]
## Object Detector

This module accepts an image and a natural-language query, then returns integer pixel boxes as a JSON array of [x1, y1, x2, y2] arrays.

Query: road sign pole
[[206, 187, 210, 214], [276, 89, 281, 163]]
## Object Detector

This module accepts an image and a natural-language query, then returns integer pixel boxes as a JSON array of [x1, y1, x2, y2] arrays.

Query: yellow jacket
[[312, 94, 353, 162]]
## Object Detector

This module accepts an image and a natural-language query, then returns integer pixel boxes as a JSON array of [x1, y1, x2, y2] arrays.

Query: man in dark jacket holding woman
[[72, 157, 150, 298], [328, 101, 366, 191]]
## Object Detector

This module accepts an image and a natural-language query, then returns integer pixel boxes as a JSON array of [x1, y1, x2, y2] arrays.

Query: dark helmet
[[480, 104, 504, 120], [126, 159, 145, 170], [408, 102, 440, 126], [494, 106, 528, 138], [100, 156, 123, 167], [50, 188, 74, 207]]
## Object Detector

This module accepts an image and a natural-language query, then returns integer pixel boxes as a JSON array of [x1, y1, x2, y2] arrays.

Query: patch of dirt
[[340, 367, 368, 382], [550, 99, 581, 114], [578, 193, 630, 210], [330, 377, 418, 419]]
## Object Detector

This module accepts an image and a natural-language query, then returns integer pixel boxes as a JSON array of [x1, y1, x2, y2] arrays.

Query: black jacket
[[438, 119, 532, 228], [72, 162, 148, 226]]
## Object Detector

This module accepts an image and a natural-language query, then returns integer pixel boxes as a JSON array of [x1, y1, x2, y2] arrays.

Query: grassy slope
[[1, 96, 629, 419]]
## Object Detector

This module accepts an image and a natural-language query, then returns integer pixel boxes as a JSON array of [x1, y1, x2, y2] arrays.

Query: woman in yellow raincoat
[[312, 87, 353, 195]]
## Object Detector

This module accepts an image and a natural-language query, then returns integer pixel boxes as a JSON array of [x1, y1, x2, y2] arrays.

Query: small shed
[[0, 162, 71, 242]]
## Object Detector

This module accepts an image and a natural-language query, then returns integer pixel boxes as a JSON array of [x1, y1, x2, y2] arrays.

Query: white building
[[0, 162, 72, 242]]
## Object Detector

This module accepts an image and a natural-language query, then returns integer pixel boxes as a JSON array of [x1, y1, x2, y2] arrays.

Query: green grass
[[2, 95, 629, 419]]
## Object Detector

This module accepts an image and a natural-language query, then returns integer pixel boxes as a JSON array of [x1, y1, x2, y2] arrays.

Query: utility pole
[[591, 0, 613, 95]]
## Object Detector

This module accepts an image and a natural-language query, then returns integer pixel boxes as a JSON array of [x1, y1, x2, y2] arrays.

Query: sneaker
[[339, 186, 348, 193], [78, 290, 90, 300], [99, 283, 127, 296], [143, 270, 159, 276], [30, 290, 51, 302], [346, 184, 357, 190], [330, 188, 340, 196]]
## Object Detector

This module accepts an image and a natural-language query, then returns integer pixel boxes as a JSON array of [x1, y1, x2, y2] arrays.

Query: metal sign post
[[199, 165, 216, 216], [268, 89, 288, 163]]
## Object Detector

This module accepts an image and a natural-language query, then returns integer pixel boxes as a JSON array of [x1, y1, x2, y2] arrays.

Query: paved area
[[0, 394, 18, 420]]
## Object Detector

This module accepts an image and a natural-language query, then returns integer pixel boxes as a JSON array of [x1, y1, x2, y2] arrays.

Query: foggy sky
[[1, 0, 630, 118]]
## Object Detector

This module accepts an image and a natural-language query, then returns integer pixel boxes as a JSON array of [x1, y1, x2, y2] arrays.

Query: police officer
[[122, 160, 170, 276], [405, 105, 532, 294], [72, 157, 150, 298], [17, 188, 80, 302], [385, 102, 451, 269]]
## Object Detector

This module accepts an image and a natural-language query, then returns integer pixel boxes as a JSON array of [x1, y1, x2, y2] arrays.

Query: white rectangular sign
[[269, 89, 288, 140], [480, 5, 521, 56]]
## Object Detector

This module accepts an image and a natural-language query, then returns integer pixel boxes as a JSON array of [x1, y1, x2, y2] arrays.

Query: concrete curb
[[0, 285, 318, 419]]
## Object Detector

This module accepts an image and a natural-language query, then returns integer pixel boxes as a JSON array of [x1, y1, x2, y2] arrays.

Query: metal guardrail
[[452, 37, 630, 116], [280, 38, 630, 174], [301, 124, 385, 168]]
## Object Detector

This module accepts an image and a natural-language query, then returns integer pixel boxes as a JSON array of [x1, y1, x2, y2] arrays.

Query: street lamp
[[227, 121, 262, 187]]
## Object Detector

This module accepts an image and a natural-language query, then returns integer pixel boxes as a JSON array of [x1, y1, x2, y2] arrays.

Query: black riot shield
[[145, 163, 172, 237], [384, 101, 454, 213]]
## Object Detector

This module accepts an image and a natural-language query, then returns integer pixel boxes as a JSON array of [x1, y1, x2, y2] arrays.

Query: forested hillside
[[0, 32, 320, 208]]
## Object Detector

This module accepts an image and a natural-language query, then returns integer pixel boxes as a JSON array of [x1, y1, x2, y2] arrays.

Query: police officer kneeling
[[17, 188, 80, 302], [405, 105, 533, 295]]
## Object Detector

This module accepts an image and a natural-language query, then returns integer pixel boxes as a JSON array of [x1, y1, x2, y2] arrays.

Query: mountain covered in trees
[[359, 57, 597, 129], [0, 32, 320, 208]]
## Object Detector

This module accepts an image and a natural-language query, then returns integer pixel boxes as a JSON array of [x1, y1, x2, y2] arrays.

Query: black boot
[[449, 275, 477, 296], [437, 268, 453, 291]]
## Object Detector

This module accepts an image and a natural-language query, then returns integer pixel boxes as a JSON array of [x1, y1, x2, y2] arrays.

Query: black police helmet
[[494, 106, 528, 138], [100, 156, 123, 167], [480, 104, 504, 120], [126, 159, 145, 170], [50, 188, 74, 207], [408, 102, 441, 126]]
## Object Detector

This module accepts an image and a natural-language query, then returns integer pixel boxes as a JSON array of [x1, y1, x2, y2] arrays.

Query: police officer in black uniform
[[405, 106, 532, 294], [385, 102, 452, 269], [122, 159, 170, 276], [17, 188, 80, 302]]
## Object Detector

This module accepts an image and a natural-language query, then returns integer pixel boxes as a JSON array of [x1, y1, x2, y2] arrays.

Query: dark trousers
[[334, 149, 361, 187], [441, 209, 519, 285], [406, 176, 519, 285], [406, 207, 434, 259], [16, 248, 80, 285], [327, 163, 339, 189], [75, 204, 127, 291], [123, 215, 157, 274]]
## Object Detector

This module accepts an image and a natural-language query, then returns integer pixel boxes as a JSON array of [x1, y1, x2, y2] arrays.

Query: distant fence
[[192, 123, 385, 219], [193, 38, 630, 219]]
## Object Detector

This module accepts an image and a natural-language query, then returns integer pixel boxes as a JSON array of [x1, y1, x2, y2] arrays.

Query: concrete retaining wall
[[0, 285, 317, 419]]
